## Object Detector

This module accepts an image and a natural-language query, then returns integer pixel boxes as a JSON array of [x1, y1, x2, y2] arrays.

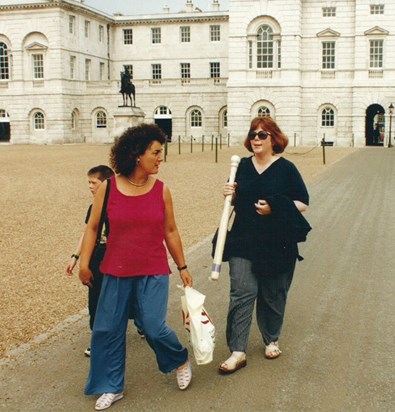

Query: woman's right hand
[[223, 182, 237, 197], [79, 267, 93, 288]]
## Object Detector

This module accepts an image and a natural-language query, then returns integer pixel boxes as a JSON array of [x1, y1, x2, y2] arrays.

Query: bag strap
[[95, 178, 111, 246]]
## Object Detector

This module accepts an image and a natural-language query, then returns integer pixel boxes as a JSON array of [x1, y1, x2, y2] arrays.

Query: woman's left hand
[[180, 269, 193, 287], [255, 199, 271, 216]]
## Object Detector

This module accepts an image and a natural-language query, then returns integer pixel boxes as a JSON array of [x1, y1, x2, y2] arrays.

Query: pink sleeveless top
[[100, 176, 170, 277]]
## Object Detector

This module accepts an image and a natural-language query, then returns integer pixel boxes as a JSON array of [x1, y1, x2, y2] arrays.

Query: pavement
[[0, 148, 394, 412]]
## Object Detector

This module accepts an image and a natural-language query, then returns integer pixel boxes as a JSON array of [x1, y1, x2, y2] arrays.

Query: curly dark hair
[[244, 116, 288, 154], [109, 123, 166, 176]]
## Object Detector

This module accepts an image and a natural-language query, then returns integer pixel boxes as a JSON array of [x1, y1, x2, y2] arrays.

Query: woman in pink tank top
[[79, 124, 193, 410]]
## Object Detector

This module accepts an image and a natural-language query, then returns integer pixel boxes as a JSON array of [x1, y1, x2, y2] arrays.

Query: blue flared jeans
[[226, 256, 295, 353], [85, 274, 188, 395]]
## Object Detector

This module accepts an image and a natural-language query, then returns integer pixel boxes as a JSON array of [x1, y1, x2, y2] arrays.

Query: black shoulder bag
[[89, 178, 111, 270]]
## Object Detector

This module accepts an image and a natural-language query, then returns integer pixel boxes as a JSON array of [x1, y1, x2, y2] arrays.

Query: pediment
[[316, 28, 340, 38], [364, 26, 389, 36], [25, 41, 48, 51]]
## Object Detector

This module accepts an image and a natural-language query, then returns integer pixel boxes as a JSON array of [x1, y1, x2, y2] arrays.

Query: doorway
[[365, 104, 384, 146], [154, 106, 172, 142], [0, 110, 10, 142]]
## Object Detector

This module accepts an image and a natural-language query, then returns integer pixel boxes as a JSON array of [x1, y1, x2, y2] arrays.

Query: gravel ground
[[0, 142, 359, 358]]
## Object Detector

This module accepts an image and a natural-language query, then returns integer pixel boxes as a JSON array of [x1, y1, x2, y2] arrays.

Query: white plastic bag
[[180, 286, 215, 365]]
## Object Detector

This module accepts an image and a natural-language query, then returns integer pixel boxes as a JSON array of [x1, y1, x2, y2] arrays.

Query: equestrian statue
[[119, 69, 135, 107]]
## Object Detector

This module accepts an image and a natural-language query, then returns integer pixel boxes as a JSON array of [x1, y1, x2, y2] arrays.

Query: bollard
[[294, 133, 296, 147], [228, 133, 230, 147], [164, 136, 168, 162], [220, 134, 222, 149], [178, 136, 181, 155], [321, 134, 326, 165], [202, 135, 204, 152], [215, 137, 218, 163], [191, 136, 193, 153]]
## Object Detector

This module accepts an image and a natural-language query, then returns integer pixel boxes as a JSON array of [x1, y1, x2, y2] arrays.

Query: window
[[322, 41, 335, 69], [181, 63, 190, 82], [210, 62, 220, 79], [322, 7, 336, 17], [152, 64, 162, 81], [370, 5, 384, 15], [180, 26, 190, 43], [321, 107, 334, 127], [69, 16, 75, 34], [151, 27, 161, 44], [71, 110, 77, 129], [85, 59, 91, 80], [248, 41, 253, 69], [96, 111, 107, 128], [33, 54, 44, 79], [99, 62, 105, 80], [190, 109, 202, 127], [258, 106, 271, 117], [123, 65, 133, 79], [33, 111, 45, 130], [223, 110, 228, 128], [369, 39, 383, 68], [99, 25, 104, 42], [257, 25, 274, 69], [70, 56, 76, 79], [84, 20, 90, 38], [0, 42, 9, 80], [123, 29, 133, 45], [210, 25, 220, 41]]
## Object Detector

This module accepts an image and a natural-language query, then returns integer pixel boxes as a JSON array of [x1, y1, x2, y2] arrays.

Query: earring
[[136, 158, 140, 165]]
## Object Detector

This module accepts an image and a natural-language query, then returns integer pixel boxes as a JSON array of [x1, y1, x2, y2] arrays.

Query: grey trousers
[[226, 256, 295, 352]]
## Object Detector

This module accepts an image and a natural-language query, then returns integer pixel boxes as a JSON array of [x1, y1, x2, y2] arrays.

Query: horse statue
[[119, 70, 135, 107]]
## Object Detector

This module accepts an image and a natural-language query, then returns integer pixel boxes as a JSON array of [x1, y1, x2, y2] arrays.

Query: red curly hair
[[244, 116, 288, 154]]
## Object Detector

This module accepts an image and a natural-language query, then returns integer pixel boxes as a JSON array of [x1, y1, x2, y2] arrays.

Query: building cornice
[[112, 13, 229, 26], [0, 2, 229, 25]]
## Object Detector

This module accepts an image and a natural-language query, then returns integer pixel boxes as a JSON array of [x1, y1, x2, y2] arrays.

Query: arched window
[[223, 110, 228, 128], [258, 106, 271, 117], [0, 42, 9, 80], [257, 25, 274, 69], [155, 106, 172, 116], [33, 111, 45, 130], [71, 110, 78, 129], [190, 109, 202, 127], [321, 107, 335, 127], [96, 111, 107, 128]]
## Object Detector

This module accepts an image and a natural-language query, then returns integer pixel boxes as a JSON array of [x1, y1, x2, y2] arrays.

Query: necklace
[[126, 176, 149, 187]]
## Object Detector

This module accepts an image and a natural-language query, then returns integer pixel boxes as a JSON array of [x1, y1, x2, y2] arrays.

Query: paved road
[[1, 148, 394, 411]]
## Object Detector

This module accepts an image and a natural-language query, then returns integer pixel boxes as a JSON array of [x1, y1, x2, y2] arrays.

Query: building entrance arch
[[366, 104, 385, 146], [0, 110, 10, 142]]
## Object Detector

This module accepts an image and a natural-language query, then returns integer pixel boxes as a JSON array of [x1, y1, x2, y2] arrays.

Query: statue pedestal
[[112, 106, 145, 139]]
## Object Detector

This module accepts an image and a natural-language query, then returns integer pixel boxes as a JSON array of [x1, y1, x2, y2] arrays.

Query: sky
[[84, 0, 229, 16]]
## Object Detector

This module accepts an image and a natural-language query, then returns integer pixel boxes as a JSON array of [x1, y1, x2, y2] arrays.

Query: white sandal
[[176, 360, 192, 390], [95, 392, 124, 411], [265, 341, 282, 359]]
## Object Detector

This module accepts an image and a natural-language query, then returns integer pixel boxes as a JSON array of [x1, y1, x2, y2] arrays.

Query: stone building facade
[[0, 0, 394, 147]]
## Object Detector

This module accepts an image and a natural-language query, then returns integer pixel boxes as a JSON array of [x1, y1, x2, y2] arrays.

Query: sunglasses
[[248, 131, 271, 140]]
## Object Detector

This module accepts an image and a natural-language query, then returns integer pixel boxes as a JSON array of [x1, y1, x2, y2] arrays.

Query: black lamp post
[[388, 103, 394, 148]]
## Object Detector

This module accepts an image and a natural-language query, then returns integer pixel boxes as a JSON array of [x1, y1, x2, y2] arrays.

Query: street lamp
[[388, 103, 394, 148]]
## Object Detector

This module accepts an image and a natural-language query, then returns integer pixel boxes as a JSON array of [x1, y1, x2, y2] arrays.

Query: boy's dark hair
[[87, 165, 114, 182]]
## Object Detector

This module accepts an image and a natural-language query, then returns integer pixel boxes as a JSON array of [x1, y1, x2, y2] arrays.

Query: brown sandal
[[219, 352, 247, 374]]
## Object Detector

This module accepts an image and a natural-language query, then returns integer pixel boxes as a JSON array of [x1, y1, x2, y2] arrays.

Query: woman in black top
[[219, 116, 310, 374]]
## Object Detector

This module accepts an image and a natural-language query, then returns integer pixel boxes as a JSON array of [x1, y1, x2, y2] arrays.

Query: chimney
[[211, 1, 220, 12], [163, 4, 170, 13], [186, 1, 193, 13]]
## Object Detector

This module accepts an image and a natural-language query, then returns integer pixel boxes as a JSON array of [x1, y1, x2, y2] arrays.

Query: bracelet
[[71, 254, 79, 260], [177, 265, 187, 271]]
